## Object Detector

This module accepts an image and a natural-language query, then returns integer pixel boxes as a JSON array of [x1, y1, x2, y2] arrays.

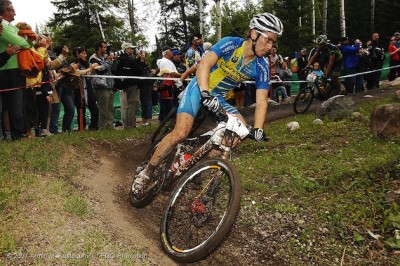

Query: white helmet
[[249, 13, 283, 36], [316, 34, 328, 44]]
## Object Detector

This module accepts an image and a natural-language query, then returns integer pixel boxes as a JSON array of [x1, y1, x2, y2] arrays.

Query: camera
[[109, 50, 124, 57], [106, 44, 124, 57]]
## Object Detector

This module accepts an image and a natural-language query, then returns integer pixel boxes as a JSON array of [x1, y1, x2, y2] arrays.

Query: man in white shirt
[[157, 45, 182, 88]]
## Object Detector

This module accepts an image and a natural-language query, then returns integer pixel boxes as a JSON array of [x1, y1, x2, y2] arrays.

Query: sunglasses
[[255, 30, 278, 47]]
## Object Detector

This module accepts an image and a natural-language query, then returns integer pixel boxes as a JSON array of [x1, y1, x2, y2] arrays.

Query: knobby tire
[[160, 158, 241, 263], [293, 86, 314, 114], [129, 143, 176, 208]]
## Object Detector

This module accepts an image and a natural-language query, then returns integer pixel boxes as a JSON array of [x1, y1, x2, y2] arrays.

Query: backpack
[[18, 49, 45, 78], [57, 66, 81, 90]]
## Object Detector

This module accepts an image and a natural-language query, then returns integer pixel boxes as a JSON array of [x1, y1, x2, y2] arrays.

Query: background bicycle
[[293, 69, 346, 114]]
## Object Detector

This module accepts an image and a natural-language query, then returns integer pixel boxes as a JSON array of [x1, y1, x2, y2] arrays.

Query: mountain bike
[[130, 108, 260, 262], [293, 70, 346, 114], [151, 103, 207, 144]]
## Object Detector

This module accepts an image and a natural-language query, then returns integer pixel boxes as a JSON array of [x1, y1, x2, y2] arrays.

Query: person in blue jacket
[[340, 37, 362, 93]]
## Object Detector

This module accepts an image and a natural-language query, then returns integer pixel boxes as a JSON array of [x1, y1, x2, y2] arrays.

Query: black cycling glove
[[250, 128, 267, 142], [201, 90, 220, 113]]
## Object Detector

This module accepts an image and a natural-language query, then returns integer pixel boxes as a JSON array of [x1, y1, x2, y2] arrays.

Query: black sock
[[147, 163, 157, 176]]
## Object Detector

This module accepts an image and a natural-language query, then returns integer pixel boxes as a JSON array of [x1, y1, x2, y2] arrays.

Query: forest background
[[43, 0, 399, 66]]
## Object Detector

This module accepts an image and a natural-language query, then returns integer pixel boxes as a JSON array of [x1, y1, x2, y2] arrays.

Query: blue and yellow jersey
[[178, 36, 270, 117], [207, 36, 270, 97]]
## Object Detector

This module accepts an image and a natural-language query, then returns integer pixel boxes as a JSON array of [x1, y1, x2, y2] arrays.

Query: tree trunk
[[323, 0, 328, 34], [128, 0, 136, 35], [339, 0, 346, 37], [370, 0, 375, 34], [311, 0, 315, 36], [216, 0, 221, 41]]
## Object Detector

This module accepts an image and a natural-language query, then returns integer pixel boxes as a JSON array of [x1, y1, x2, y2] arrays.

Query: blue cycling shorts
[[177, 79, 239, 117]]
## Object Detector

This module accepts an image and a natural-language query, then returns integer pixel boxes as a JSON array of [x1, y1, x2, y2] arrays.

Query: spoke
[[166, 165, 232, 250]]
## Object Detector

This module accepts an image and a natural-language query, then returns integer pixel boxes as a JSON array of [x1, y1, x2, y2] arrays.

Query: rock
[[396, 90, 400, 100], [268, 99, 280, 106], [275, 212, 283, 219], [286, 121, 300, 131], [312, 118, 323, 125], [390, 77, 400, 86], [317, 95, 359, 121], [369, 103, 400, 139], [351, 112, 369, 123]]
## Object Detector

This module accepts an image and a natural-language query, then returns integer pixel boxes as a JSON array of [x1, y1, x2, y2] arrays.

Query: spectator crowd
[[0, 0, 399, 141]]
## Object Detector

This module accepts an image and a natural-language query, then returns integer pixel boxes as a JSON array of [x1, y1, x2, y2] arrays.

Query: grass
[[0, 125, 154, 265], [0, 89, 399, 264], [234, 93, 400, 264]]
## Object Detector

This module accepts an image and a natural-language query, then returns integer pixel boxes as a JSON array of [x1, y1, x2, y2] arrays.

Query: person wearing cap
[[306, 34, 343, 94], [294, 47, 309, 91], [155, 68, 175, 121], [132, 13, 283, 197], [171, 49, 186, 104], [171, 49, 186, 74], [340, 37, 361, 93], [116, 41, 144, 129], [156, 45, 182, 93]]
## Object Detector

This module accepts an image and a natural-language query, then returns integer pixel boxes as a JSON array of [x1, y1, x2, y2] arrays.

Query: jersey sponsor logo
[[218, 60, 249, 82], [256, 60, 269, 83], [220, 41, 236, 54]]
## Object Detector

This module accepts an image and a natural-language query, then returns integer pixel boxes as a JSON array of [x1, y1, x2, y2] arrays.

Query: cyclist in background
[[132, 13, 284, 196], [306, 35, 343, 94]]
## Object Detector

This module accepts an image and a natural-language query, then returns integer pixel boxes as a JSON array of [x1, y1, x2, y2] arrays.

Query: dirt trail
[[73, 86, 398, 265], [73, 141, 178, 266], [75, 139, 252, 265]]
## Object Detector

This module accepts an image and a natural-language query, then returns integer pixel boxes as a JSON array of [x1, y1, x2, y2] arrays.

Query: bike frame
[[171, 114, 248, 180]]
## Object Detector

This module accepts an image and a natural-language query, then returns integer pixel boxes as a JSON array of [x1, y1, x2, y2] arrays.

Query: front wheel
[[293, 85, 314, 114], [160, 159, 241, 263]]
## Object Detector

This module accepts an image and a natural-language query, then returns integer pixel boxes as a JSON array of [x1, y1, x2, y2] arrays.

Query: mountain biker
[[132, 13, 283, 197], [306, 34, 343, 94]]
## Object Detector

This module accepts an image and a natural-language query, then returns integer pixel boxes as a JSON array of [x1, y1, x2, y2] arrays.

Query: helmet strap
[[251, 33, 261, 57]]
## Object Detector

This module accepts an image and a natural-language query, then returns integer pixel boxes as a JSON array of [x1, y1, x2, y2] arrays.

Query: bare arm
[[254, 89, 269, 128], [306, 51, 319, 68], [196, 51, 219, 92], [325, 54, 335, 76], [180, 64, 197, 82]]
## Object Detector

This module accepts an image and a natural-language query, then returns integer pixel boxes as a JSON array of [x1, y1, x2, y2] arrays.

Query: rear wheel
[[160, 158, 241, 263], [293, 85, 314, 114], [151, 106, 178, 144], [129, 143, 176, 208], [129, 143, 161, 208], [151, 106, 208, 145]]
